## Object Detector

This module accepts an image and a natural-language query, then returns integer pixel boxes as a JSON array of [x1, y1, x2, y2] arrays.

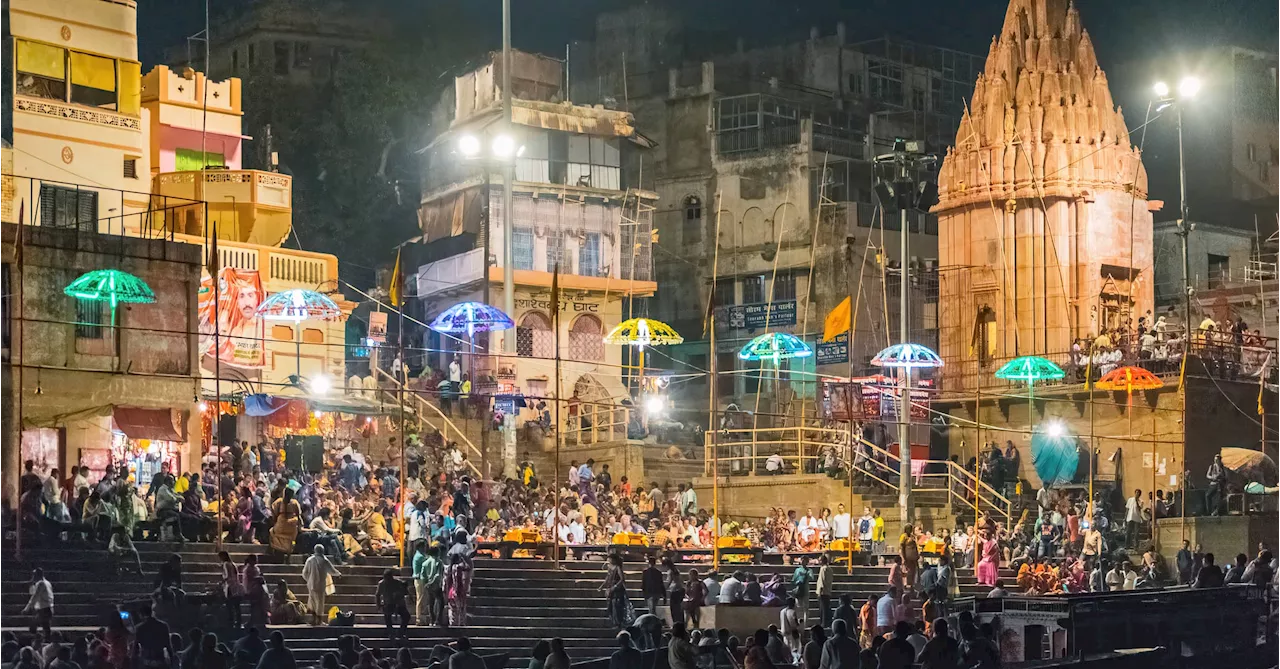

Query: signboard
[[727, 300, 797, 329], [367, 311, 388, 344], [198, 268, 265, 368], [816, 332, 849, 365]]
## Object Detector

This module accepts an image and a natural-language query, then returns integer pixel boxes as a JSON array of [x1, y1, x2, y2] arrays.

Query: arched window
[[517, 311, 554, 358], [683, 195, 703, 243], [568, 314, 604, 361], [973, 305, 997, 365]]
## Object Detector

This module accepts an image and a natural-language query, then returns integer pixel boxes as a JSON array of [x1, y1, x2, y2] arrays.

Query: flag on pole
[[823, 295, 852, 342], [388, 248, 403, 307]]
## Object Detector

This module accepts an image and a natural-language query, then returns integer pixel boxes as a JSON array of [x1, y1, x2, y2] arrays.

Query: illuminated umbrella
[[1097, 366, 1166, 498], [255, 289, 344, 378], [738, 332, 813, 366], [604, 318, 683, 397], [64, 269, 156, 369], [1030, 424, 1080, 487], [1220, 447, 1278, 487], [995, 356, 1064, 454], [429, 301, 515, 338], [870, 343, 944, 370], [64, 269, 156, 307]]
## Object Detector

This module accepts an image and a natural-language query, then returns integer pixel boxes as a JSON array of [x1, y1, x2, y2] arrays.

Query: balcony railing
[[152, 169, 292, 244]]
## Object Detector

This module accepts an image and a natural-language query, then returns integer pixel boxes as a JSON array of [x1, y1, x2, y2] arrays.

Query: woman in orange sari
[[269, 488, 302, 564]]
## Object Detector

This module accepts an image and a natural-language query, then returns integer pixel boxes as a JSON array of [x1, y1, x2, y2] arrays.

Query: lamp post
[[1152, 76, 1200, 339], [872, 138, 937, 528]]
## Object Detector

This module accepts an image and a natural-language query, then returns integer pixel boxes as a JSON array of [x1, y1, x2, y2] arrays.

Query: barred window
[[512, 227, 534, 270], [568, 314, 604, 361], [579, 232, 601, 277], [75, 298, 106, 339], [517, 311, 553, 358], [546, 230, 564, 272]]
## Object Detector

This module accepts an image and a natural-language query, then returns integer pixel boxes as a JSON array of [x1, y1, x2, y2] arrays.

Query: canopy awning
[[113, 407, 184, 442]]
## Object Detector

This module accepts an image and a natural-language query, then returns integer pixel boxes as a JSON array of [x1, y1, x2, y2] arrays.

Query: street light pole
[[898, 199, 911, 528], [501, 0, 516, 354], [1175, 104, 1193, 339]]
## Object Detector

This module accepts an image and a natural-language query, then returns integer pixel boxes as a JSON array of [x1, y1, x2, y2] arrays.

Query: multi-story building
[[410, 50, 657, 471], [2, 0, 350, 496], [567, 7, 984, 420]]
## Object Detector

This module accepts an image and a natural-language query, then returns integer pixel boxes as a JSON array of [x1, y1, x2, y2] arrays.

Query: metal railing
[[372, 367, 482, 477], [565, 401, 633, 445], [702, 425, 1012, 525]]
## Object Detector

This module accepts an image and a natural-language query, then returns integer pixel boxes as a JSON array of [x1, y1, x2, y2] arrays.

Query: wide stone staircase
[[3, 540, 1008, 664]]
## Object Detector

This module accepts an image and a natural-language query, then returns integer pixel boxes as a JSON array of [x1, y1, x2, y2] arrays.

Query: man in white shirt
[[568, 460, 581, 488], [678, 484, 697, 517], [874, 586, 899, 635], [702, 572, 721, 605], [765, 451, 786, 475], [857, 507, 875, 546], [831, 503, 851, 540], [448, 356, 462, 384], [951, 525, 971, 568], [24, 568, 54, 635], [719, 571, 745, 604], [1125, 489, 1143, 549]]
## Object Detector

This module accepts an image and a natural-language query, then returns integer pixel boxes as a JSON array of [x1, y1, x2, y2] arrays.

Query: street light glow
[[1178, 76, 1202, 99], [1045, 420, 1067, 438], [492, 134, 516, 158], [1152, 81, 1170, 98], [645, 395, 665, 416], [458, 134, 481, 157], [310, 374, 332, 395]]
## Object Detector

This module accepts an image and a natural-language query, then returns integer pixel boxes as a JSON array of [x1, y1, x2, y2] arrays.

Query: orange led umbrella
[[1097, 366, 1165, 504]]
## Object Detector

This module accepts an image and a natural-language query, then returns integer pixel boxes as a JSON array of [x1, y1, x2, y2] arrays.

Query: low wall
[[1153, 513, 1278, 559], [691, 474, 954, 530], [656, 604, 788, 639]]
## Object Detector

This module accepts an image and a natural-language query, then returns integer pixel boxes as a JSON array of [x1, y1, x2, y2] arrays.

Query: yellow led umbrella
[[603, 317, 684, 398]]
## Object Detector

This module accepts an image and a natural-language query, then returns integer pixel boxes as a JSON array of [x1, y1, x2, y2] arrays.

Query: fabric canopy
[[113, 407, 183, 442]]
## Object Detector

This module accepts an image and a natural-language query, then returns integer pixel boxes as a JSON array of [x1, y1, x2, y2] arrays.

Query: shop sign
[[816, 332, 849, 365], [515, 297, 599, 313], [727, 300, 797, 329]]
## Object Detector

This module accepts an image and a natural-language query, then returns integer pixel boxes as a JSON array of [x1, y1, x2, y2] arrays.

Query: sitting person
[[107, 526, 143, 575], [269, 579, 308, 625]]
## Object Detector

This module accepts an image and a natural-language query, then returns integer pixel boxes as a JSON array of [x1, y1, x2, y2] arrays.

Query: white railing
[[416, 248, 484, 298], [373, 367, 482, 477]]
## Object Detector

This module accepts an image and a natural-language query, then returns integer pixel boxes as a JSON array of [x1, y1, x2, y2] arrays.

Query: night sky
[[140, 0, 1277, 70]]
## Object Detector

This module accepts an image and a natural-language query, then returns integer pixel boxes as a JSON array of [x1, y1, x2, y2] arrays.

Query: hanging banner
[[198, 267, 266, 368], [367, 311, 388, 344], [816, 332, 849, 365]]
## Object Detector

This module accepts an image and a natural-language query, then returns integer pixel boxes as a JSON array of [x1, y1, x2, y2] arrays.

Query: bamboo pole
[[710, 191, 723, 570]]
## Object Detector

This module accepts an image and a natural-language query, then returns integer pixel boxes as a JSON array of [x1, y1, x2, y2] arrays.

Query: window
[[546, 230, 565, 272], [683, 195, 703, 244], [713, 278, 735, 307], [512, 227, 534, 270], [123, 158, 138, 179], [74, 298, 106, 340], [69, 51, 117, 109], [175, 148, 225, 172], [568, 315, 604, 361], [868, 59, 904, 106], [14, 40, 139, 114], [848, 73, 864, 96], [743, 359, 762, 394], [741, 275, 765, 304], [911, 88, 926, 111], [972, 305, 996, 366], [717, 352, 736, 397], [16, 40, 67, 101], [579, 232, 601, 277], [294, 42, 312, 69], [773, 272, 797, 301], [273, 41, 290, 75], [516, 312, 553, 358], [1207, 253, 1230, 288], [248, 43, 257, 66], [38, 184, 97, 231], [553, 134, 620, 189]]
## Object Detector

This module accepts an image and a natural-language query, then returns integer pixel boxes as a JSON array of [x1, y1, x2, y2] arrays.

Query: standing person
[[1205, 455, 1228, 517], [664, 557, 686, 627], [875, 587, 898, 636], [791, 557, 812, 627], [443, 551, 473, 627], [816, 555, 834, 628], [133, 603, 172, 669], [24, 569, 54, 635], [301, 546, 340, 625], [1192, 553, 1224, 588], [898, 527, 919, 589], [832, 504, 851, 543], [802, 625, 826, 669], [780, 598, 802, 660], [413, 542, 444, 627], [976, 534, 999, 586], [241, 555, 268, 629], [858, 595, 877, 649], [269, 489, 302, 564], [218, 551, 245, 628], [683, 569, 706, 628], [601, 554, 636, 629], [820, 618, 860, 669], [375, 569, 411, 638], [916, 619, 961, 669], [1125, 489, 1143, 549], [833, 594, 857, 633], [1176, 540, 1194, 585], [871, 509, 886, 557], [641, 555, 665, 616]]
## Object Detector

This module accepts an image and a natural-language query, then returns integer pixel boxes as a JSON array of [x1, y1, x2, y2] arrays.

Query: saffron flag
[[388, 248, 403, 307], [822, 296, 852, 342]]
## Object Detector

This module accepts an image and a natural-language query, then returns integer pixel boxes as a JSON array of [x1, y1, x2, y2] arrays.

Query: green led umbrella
[[64, 269, 156, 369], [995, 355, 1065, 458]]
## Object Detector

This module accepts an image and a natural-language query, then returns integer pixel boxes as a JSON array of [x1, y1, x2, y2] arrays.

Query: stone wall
[[1154, 514, 1277, 563]]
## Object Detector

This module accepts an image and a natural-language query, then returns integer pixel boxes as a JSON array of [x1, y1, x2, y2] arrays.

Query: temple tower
[[934, 0, 1154, 390]]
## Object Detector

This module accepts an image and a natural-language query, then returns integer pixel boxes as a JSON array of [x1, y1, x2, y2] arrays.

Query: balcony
[[173, 233, 335, 291], [151, 169, 292, 246]]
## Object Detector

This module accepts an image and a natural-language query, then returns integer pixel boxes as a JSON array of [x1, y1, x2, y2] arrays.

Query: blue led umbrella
[[255, 289, 343, 378], [428, 301, 515, 339], [738, 332, 813, 366]]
